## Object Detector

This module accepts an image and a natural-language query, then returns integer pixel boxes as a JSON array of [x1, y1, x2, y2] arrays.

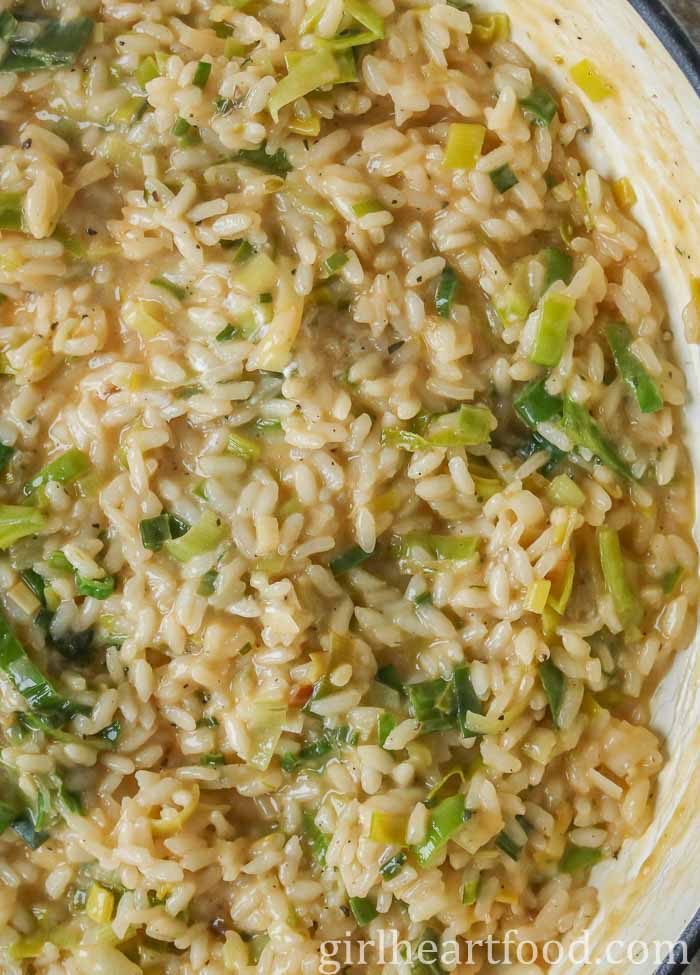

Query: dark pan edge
[[627, 0, 700, 93], [654, 907, 700, 974]]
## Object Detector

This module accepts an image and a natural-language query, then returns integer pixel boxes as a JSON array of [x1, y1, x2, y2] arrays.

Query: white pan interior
[[481, 1, 700, 970]]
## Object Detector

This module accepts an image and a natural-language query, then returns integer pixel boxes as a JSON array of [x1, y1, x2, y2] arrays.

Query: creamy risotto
[[0, 0, 696, 972]]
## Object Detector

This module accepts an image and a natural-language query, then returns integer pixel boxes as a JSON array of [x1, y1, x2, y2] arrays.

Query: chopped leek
[[462, 875, 480, 905], [380, 850, 406, 878], [198, 568, 218, 596], [122, 299, 163, 339], [0, 506, 46, 548], [570, 59, 614, 102], [200, 751, 225, 766], [516, 432, 565, 476], [247, 700, 287, 770], [443, 123, 485, 170], [377, 711, 396, 747], [268, 49, 340, 122], [547, 474, 585, 508], [322, 31, 376, 54], [377, 664, 404, 695], [406, 666, 481, 737], [224, 37, 248, 58], [0, 11, 16, 41], [216, 323, 241, 342], [494, 276, 532, 327], [397, 532, 477, 563], [407, 677, 456, 734], [515, 379, 563, 428], [381, 428, 430, 452], [524, 579, 551, 613], [247, 935, 270, 965], [175, 384, 202, 400], [253, 294, 304, 372], [172, 116, 199, 145], [561, 398, 633, 480], [299, 0, 326, 36], [369, 811, 407, 845], [281, 725, 357, 772], [11, 813, 48, 849], [302, 676, 333, 714], [46, 550, 73, 572], [470, 10, 510, 42], [345, 0, 385, 38], [7, 930, 48, 960], [612, 177, 637, 209], [661, 566, 682, 595], [490, 164, 518, 193], [454, 667, 482, 736], [382, 404, 497, 451], [150, 276, 187, 300], [37, 552, 66, 576], [352, 198, 384, 217], [227, 239, 255, 263], [597, 526, 642, 629], [530, 292, 576, 367], [471, 460, 502, 501], [349, 896, 377, 925], [542, 247, 573, 290], [0, 192, 23, 231], [414, 794, 468, 866], [193, 60, 212, 88], [548, 557, 575, 615], [139, 513, 187, 552], [214, 95, 235, 115], [149, 784, 199, 836], [164, 510, 227, 562], [135, 55, 159, 87], [302, 809, 329, 867], [234, 252, 278, 295], [330, 544, 372, 574], [430, 404, 497, 446], [227, 431, 261, 462], [560, 217, 575, 246], [496, 829, 523, 860], [112, 96, 148, 126], [560, 842, 602, 873], [425, 768, 466, 808], [435, 265, 459, 318], [53, 225, 84, 258], [289, 113, 321, 136], [23, 448, 90, 497], [0, 442, 15, 473], [324, 251, 348, 275], [539, 659, 565, 727], [520, 87, 558, 126], [99, 719, 121, 744], [0, 608, 78, 723], [0, 17, 93, 73], [86, 883, 115, 924], [20, 569, 46, 607], [75, 575, 115, 600], [231, 142, 292, 176], [606, 323, 663, 413]]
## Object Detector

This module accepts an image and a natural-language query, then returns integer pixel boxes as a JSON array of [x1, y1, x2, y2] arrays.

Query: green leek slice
[[268, 49, 340, 122], [164, 510, 227, 562]]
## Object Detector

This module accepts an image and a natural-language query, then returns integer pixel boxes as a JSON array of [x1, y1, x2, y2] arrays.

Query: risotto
[[0, 0, 696, 972]]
